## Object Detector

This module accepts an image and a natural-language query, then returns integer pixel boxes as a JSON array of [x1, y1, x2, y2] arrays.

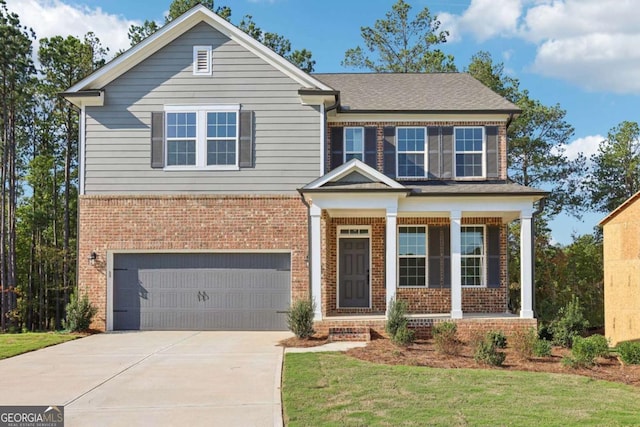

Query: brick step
[[328, 327, 371, 342]]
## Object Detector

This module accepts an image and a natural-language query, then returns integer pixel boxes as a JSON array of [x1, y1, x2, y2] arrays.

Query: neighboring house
[[600, 191, 640, 346], [63, 5, 545, 335]]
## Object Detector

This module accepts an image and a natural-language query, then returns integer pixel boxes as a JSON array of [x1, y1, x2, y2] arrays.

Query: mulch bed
[[279, 335, 329, 348], [343, 338, 640, 387]]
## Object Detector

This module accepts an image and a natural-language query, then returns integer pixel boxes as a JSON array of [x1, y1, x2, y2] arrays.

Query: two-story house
[[63, 5, 545, 336]]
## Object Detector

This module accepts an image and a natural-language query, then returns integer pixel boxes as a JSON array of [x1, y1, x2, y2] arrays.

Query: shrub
[[533, 339, 552, 357], [432, 321, 461, 355], [551, 296, 589, 348], [617, 341, 640, 365], [474, 335, 506, 366], [566, 334, 609, 367], [63, 292, 97, 332], [287, 299, 315, 338], [486, 330, 507, 349], [392, 324, 416, 347]]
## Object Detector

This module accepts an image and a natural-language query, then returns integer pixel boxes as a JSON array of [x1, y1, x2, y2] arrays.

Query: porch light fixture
[[88, 251, 97, 265]]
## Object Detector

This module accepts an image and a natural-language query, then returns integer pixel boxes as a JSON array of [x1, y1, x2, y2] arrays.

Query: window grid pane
[[207, 139, 236, 165], [345, 128, 364, 160], [397, 127, 426, 177], [461, 226, 484, 286], [455, 127, 483, 177], [167, 140, 196, 166], [398, 226, 427, 287]]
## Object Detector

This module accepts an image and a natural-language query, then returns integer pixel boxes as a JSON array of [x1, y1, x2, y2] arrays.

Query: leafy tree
[[342, 0, 456, 72], [465, 51, 519, 102], [587, 121, 640, 213]]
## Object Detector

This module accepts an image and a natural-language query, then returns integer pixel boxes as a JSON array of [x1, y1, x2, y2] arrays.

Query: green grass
[[0, 332, 80, 359], [283, 352, 640, 426]]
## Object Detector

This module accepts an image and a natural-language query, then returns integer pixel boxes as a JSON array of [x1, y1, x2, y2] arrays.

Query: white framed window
[[193, 45, 212, 76], [165, 105, 239, 170], [454, 127, 485, 178], [461, 225, 486, 287], [344, 127, 364, 162], [397, 127, 427, 178], [398, 226, 427, 287]]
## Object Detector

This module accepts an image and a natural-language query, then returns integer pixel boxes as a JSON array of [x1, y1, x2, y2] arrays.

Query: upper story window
[[344, 127, 364, 162], [165, 105, 239, 170], [461, 226, 485, 286], [455, 127, 485, 178], [193, 46, 212, 76], [397, 127, 427, 178], [398, 226, 427, 287]]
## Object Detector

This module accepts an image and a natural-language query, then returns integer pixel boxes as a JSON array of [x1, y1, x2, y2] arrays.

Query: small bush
[[551, 296, 589, 348], [385, 298, 409, 338], [432, 321, 461, 355], [287, 299, 315, 338], [533, 339, 552, 357], [63, 292, 97, 332], [487, 330, 507, 349], [392, 324, 416, 347], [617, 341, 640, 365], [474, 336, 506, 366], [566, 334, 609, 367]]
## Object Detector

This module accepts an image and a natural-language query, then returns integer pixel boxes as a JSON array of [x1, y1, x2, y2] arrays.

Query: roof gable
[[599, 190, 640, 226], [302, 159, 405, 190], [65, 5, 331, 94]]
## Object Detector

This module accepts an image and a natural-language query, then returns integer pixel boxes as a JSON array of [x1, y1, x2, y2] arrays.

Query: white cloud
[[438, 0, 523, 42], [5, 0, 139, 59], [560, 134, 603, 161]]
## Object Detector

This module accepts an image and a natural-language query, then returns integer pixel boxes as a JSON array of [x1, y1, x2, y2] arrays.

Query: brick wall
[[78, 195, 310, 330], [327, 120, 508, 180]]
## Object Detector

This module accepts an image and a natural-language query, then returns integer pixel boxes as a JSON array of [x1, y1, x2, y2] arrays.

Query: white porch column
[[385, 207, 398, 317], [450, 211, 463, 319], [520, 211, 535, 318], [310, 204, 323, 320]]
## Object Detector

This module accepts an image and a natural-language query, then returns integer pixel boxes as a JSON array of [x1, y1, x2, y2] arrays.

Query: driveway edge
[[274, 345, 285, 427]]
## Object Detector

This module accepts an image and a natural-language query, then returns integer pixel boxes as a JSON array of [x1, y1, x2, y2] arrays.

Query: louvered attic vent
[[193, 45, 212, 76]]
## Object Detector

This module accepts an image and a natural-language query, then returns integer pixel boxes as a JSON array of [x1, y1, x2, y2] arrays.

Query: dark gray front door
[[339, 238, 370, 308], [113, 253, 291, 331]]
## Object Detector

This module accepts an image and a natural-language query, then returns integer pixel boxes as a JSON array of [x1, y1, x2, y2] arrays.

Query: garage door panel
[[113, 253, 291, 330]]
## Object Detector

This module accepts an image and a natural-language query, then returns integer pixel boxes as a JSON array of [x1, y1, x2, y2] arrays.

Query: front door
[[339, 238, 370, 308]]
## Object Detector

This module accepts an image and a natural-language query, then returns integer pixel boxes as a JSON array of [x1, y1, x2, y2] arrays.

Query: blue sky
[[7, 0, 639, 244]]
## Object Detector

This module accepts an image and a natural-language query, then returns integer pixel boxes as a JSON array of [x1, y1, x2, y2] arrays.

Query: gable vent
[[193, 45, 212, 76]]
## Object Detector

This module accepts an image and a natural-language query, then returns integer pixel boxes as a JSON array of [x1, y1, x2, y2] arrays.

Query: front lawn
[[0, 332, 80, 359], [283, 352, 640, 426]]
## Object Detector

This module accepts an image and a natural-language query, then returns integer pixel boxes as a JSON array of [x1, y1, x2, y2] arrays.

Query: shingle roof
[[312, 73, 520, 113], [408, 181, 547, 196]]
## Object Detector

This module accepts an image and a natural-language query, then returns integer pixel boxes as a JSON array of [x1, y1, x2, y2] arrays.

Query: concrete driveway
[[0, 331, 292, 426]]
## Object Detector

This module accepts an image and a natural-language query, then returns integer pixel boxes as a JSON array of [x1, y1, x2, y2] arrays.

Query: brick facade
[[78, 195, 310, 330], [326, 120, 508, 179]]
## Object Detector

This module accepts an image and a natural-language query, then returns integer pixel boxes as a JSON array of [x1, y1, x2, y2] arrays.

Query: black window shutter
[[150, 112, 165, 169], [364, 127, 377, 169], [428, 226, 451, 288], [383, 126, 396, 178], [487, 225, 501, 288], [239, 110, 254, 168], [441, 127, 453, 179], [330, 127, 344, 170], [427, 126, 440, 179], [486, 126, 499, 179], [443, 226, 451, 288]]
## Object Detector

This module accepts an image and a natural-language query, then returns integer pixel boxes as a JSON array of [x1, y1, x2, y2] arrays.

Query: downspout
[[531, 198, 546, 317]]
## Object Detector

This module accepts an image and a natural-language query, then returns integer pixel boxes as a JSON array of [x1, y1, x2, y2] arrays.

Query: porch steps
[[328, 327, 371, 342]]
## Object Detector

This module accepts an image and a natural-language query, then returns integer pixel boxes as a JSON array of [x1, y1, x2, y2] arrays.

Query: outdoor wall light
[[88, 251, 97, 265]]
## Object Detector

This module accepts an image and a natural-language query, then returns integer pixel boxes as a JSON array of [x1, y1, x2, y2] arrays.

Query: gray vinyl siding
[[84, 22, 321, 194]]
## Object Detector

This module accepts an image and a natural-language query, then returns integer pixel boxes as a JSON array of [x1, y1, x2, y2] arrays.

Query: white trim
[[450, 211, 463, 319], [396, 225, 429, 288], [163, 105, 241, 170], [385, 208, 397, 317], [460, 224, 487, 288], [336, 225, 372, 309], [310, 204, 323, 320], [343, 127, 365, 163], [303, 158, 405, 190], [327, 113, 511, 123], [105, 248, 294, 332], [396, 126, 428, 179], [520, 213, 535, 318], [79, 106, 86, 195], [320, 103, 325, 176], [66, 6, 331, 94], [192, 45, 212, 75], [453, 126, 487, 180]]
